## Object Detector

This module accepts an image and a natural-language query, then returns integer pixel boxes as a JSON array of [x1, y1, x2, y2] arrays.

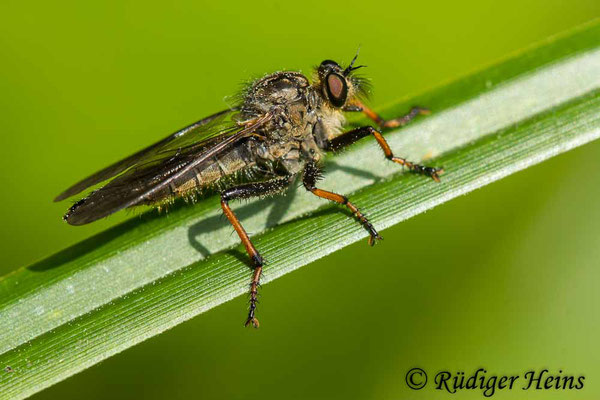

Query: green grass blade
[[1, 20, 599, 399]]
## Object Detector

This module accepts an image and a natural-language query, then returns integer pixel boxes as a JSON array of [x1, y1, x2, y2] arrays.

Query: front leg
[[351, 100, 430, 129], [303, 160, 382, 246], [326, 126, 444, 182], [220, 176, 292, 328]]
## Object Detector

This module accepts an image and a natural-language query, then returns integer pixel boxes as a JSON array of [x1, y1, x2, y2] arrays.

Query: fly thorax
[[243, 71, 311, 117]]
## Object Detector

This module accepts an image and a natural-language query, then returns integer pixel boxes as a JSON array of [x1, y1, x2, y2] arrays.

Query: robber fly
[[55, 53, 443, 328]]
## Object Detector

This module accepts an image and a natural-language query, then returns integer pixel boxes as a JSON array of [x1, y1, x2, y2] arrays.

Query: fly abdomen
[[146, 143, 256, 204]]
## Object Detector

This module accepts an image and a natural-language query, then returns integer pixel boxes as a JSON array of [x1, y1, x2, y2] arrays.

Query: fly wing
[[63, 113, 272, 226], [54, 108, 237, 202]]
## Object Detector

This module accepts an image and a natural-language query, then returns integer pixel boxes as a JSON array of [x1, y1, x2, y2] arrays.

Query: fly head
[[316, 53, 367, 108]]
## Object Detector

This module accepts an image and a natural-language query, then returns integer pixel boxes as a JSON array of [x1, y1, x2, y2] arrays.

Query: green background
[[1, 1, 599, 399]]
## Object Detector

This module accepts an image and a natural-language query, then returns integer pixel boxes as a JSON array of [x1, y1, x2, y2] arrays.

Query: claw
[[244, 317, 260, 328], [432, 167, 445, 182], [368, 233, 383, 246]]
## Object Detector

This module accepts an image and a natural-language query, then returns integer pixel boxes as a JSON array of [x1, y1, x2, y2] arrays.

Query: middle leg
[[302, 160, 382, 246]]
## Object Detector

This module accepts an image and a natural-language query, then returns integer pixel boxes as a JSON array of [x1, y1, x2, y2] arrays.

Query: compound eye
[[325, 73, 348, 107]]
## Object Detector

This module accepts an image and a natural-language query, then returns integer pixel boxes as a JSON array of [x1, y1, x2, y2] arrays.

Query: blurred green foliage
[[0, 0, 598, 399]]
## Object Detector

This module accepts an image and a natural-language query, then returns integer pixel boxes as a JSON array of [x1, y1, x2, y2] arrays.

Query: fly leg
[[303, 160, 382, 246], [220, 176, 292, 328], [349, 100, 430, 129], [325, 126, 444, 181]]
